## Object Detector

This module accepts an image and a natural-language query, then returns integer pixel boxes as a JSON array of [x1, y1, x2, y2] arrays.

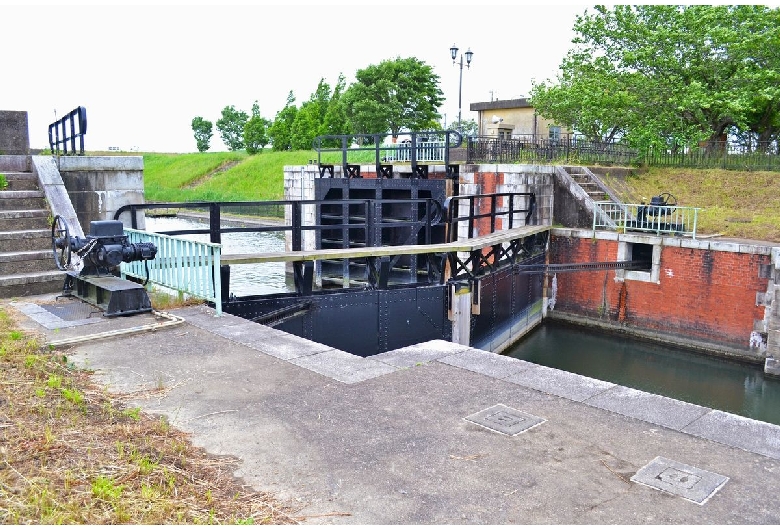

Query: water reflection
[[144, 216, 288, 297], [505, 321, 780, 426]]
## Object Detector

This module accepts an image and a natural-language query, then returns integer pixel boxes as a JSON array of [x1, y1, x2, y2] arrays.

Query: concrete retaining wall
[[0, 111, 30, 155], [56, 156, 145, 231]]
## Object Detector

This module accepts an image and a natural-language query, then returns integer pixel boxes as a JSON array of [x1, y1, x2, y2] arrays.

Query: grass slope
[[603, 167, 780, 242], [141, 151, 780, 242]]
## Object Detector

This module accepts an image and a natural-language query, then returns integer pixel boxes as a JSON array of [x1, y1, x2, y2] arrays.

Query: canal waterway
[[505, 321, 780, 426], [144, 216, 288, 297], [143, 216, 780, 426]]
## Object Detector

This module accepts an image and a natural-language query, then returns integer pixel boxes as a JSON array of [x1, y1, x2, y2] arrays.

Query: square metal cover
[[631, 456, 729, 505], [40, 300, 102, 322], [464, 404, 545, 436]]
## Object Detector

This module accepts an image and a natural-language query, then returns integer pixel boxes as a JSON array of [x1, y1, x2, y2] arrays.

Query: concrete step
[[0, 250, 53, 276], [2, 172, 39, 191], [0, 229, 51, 253], [0, 155, 31, 172], [0, 191, 47, 211], [0, 269, 64, 298], [0, 209, 50, 231]]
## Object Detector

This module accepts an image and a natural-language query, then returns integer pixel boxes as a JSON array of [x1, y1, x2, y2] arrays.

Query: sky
[[3, 2, 589, 153]]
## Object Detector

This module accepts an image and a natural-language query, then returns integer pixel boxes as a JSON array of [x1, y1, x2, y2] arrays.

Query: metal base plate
[[464, 404, 546, 436], [65, 272, 152, 318], [631, 456, 729, 505]]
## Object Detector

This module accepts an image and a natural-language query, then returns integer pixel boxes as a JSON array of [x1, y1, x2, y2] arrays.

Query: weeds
[[0, 305, 298, 524]]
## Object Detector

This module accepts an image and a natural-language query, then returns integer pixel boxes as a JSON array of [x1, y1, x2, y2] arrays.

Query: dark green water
[[504, 321, 780, 426]]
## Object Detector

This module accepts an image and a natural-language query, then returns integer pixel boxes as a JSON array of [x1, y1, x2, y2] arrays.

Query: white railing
[[381, 141, 446, 162], [593, 201, 701, 239], [121, 228, 223, 315]]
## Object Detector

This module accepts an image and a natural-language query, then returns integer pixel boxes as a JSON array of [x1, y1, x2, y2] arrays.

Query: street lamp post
[[449, 44, 473, 134]]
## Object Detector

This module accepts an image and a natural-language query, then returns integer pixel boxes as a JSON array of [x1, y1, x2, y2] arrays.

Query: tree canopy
[[216, 105, 249, 151], [268, 92, 298, 151], [530, 5, 780, 148], [343, 57, 444, 139], [190, 117, 213, 153], [243, 102, 271, 155]]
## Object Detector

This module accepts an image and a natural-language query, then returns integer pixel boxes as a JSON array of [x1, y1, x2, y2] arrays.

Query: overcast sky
[[4, 2, 589, 153]]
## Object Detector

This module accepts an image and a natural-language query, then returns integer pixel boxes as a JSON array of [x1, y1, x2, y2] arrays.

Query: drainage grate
[[631, 456, 729, 505], [40, 300, 103, 322], [464, 404, 545, 436]]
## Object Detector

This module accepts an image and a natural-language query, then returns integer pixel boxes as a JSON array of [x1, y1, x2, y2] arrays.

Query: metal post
[[209, 203, 221, 244], [451, 281, 472, 346], [457, 54, 464, 132]]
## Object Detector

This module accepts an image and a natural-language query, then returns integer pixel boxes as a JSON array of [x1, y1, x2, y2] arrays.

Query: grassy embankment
[[143, 151, 780, 242], [599, 167, 780, 242]]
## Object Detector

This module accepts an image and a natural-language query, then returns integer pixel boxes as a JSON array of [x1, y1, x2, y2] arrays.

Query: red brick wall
[[549, 234, 770, 350]]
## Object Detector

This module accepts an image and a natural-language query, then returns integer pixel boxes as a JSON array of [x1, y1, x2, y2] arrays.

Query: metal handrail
[[115, 198, 443, 250], [121, 228, 223, 315], [48, 106, 87, 155], [444, 192, 537, 243], [593, 201, 701, 239]]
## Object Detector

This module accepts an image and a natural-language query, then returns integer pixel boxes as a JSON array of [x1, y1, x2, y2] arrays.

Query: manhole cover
[[464, 404, 545, 436], [39, 300, 103, 322], [631, 456, 729, 505]]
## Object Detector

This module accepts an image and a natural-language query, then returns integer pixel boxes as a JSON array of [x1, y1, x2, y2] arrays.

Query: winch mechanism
[[51, 215, 158, 317]]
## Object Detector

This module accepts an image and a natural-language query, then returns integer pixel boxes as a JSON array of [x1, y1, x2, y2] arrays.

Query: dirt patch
[[184, 160, 242, 189]]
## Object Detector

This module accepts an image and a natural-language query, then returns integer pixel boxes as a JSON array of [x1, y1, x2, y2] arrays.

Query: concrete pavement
[[8, 296, 780, 524]]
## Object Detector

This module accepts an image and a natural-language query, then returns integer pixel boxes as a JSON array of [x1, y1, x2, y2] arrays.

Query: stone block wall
[[549, 228, 773, 362]]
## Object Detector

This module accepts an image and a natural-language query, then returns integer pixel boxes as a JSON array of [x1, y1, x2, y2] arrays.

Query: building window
[[549, 126, 561, 141]]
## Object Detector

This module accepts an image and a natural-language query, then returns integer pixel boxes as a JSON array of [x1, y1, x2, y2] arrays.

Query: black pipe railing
[[444, 192, 537, 243], [49, 106, 87, 155], [114, 199, 443, 249]]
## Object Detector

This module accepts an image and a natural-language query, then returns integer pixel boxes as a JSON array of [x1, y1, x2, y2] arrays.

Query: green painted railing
[[593, 201, 701, 239], [121, 228, 223, 315]]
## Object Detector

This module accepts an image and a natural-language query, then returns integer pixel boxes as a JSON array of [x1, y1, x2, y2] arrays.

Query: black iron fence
[[467, 134, 780, 170], [48, 106, 87, 155], [313, 130, 463, 179]]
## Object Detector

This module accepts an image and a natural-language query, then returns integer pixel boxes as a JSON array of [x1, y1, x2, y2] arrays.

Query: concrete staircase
[[0, 155, 64, 298]]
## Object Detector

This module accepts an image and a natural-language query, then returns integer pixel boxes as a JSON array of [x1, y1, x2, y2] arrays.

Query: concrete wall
[[548, 228, 775, 363], [552, 167, 595, 229], [0, 110, 30, 155], [57, 156, 145, 232]]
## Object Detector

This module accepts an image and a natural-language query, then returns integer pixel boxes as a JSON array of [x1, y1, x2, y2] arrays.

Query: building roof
[[469, 98, 532, 111]]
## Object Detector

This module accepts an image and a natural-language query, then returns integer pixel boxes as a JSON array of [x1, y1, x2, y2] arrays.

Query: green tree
[[244, 101, 271, 155], [343, 57, 444, 139], [268, 92, 298, 151], [290, 79, 331, 150], [449, 118, 478, 138], [321, 74, 352, 147], [191, 117, 213, 153], [530, 5, 780, 149], [216, 105, 249, 151]]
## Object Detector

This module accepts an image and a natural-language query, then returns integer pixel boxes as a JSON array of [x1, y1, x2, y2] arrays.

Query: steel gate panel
[[222, 284, 448, 357]]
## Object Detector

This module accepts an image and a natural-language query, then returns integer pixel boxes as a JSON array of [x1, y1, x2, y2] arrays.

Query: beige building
[[469, 98, 570, 140]]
